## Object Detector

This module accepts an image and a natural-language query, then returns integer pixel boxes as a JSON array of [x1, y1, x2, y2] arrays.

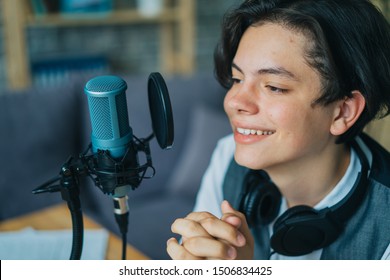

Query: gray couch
[[0, 72, 232, 259]]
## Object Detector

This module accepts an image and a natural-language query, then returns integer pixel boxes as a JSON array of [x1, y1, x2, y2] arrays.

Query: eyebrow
[[232, 62, 299, 81]]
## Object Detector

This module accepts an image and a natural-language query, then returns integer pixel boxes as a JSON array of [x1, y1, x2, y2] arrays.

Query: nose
[[224, 84, 259, 115]]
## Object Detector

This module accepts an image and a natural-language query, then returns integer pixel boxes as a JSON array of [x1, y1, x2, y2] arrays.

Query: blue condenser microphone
[[84, 75, 139, 199], [33, 73, 173, 260]]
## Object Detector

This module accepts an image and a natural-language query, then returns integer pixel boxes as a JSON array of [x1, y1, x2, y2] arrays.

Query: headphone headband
[[326, 139, 369, 221]]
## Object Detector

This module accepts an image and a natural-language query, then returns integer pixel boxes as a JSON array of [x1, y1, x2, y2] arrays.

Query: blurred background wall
[[0, 0, 241, 90], [0, 0, 388, 91]]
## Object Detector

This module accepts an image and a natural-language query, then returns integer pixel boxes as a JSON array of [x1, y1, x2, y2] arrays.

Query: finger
[[183, 236, 237, 260], [221, 200, 249, 232], [184, 210, 244, 247], [171, 218, 211, 239], [221, 200, 236, 214], [221, 201, 242, 228], [180, 211, 218, 239], [197, 215, 246, 247], [185, 211, 217, 222], [222, 214, 242, 228], [166, 237, 203, 260], [220, 200, 250, 246]]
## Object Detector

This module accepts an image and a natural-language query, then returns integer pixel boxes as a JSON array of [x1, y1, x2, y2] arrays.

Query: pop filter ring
[[147, 72, 174, 150]]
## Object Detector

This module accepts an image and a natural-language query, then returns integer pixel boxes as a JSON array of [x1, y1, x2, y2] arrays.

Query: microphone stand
[[32, 156, 86, 260], [32, 137, 155, 260]]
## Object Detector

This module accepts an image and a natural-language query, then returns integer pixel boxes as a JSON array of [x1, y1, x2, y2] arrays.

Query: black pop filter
[[148, 72, 174, 149]]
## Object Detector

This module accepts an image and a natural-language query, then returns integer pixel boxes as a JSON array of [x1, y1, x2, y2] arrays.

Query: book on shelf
[[31, 54, 109, 87], [29, 0, 113, 16]]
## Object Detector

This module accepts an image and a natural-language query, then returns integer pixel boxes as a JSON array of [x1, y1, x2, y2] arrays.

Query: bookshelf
[[1, 0, 195, 89]]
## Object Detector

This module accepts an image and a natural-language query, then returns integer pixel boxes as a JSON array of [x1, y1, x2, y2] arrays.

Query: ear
[[330, 90, 366, 136]]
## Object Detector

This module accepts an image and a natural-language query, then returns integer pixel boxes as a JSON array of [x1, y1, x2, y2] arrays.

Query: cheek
[[267, 104, 300, 130], [223, 90, 235, 117], [223, 94, 229, 113], [269, 103, 329, 144]]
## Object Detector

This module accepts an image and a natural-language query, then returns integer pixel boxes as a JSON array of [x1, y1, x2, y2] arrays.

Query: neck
[[266, 143, 351, 208]]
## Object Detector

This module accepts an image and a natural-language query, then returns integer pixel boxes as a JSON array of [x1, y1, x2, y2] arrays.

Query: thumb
[[221, 200, 242, 228], [221, 200, 253, 243]]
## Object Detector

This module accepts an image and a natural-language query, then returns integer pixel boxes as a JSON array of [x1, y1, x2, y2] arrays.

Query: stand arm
[[60, 164, 84, 260]]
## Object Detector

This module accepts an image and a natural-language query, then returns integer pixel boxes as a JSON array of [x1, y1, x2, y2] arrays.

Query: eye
[[231, 77, 243, 84], [266, 85, 288, 93]]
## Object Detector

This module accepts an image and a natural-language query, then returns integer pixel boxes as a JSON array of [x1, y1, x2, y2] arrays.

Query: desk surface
[[0, 203, 148, 260]]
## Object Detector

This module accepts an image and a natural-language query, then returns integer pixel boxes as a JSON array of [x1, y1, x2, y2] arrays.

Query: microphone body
[[85, 76, 132, 157], [84, 75, 139, 197]]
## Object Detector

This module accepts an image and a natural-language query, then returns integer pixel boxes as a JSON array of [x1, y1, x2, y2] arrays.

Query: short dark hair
[[214, 0, 390, 143]]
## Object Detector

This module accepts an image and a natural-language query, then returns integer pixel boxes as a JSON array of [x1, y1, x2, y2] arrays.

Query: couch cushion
[[0, 82, 83, 220], [166, 104, 231, 198]]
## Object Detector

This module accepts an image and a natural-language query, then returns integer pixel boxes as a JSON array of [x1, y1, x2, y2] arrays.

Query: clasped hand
[[166, 200, 254, 260]]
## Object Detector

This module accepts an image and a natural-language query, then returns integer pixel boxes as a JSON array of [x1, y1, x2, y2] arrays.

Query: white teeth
[[237, 127, 246, 134], [237, 127, 274, 136]]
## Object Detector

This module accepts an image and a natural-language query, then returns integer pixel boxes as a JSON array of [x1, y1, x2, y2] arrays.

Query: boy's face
[[224, 23, 339, 174]]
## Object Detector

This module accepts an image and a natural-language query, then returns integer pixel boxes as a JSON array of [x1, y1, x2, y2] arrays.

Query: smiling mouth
[[237, 127, 275, 136]]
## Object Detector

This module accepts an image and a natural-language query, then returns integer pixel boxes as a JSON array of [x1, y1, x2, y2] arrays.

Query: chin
[[234, 150, 266, 170]]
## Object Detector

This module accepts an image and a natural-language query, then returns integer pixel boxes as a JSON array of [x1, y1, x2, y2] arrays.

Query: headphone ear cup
[[271, 205, 340, 256], [273, 205, 318, 233], [239, 173, 281, 226]]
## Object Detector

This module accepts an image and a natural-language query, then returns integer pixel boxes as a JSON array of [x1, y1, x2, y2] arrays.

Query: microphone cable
[[113, 196, 130, 260]]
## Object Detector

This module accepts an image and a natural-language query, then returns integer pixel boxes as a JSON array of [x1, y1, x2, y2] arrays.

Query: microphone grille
[[115, 92, 131, 136], [84, 75, 131, 140], [85, 75, 127, 93], [88, 96, 113, 139]]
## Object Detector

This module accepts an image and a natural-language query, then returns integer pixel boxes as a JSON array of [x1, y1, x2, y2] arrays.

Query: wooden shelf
[[25, 9, 181, 27], [1, 0, 195, 90]]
